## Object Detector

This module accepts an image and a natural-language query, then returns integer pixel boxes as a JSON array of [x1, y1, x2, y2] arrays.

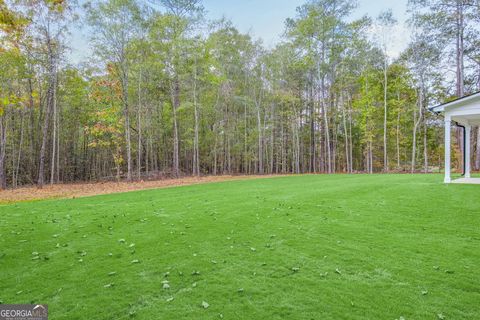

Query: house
[[430, 92, 480, 184]]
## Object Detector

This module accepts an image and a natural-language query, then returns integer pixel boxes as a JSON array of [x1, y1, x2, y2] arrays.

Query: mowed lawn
[[1, 175, 479, 319]]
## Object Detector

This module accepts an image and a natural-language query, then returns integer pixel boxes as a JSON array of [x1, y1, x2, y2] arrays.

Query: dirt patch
[[0, 175, 283, 204]]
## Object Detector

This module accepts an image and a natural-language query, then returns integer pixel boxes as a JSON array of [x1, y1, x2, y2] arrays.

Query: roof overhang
[[429, 91, 480, 126], [429, 91, 480, 113]]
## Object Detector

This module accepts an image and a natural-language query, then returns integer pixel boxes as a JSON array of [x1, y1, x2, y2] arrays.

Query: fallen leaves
[[0, 175, 276, 203]]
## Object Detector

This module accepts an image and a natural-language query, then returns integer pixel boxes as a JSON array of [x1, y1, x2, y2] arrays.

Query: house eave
[[429, 91, 480, 114]]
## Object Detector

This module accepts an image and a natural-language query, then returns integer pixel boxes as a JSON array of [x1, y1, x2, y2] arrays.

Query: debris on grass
[[192, 270, 201, 276], [292, 267, 300, 273], [104, 283, 114, 288], [162, 280, 170, 289], [118, 239, 126, 243], [201, 301, 209, 309], [108, 272, 117, 276], [437, 314, 445, 320], [335, 268, 342, 275], [421, 290, 428, 295], [131, 259, 140, 264], [166, 297, 174, 302]]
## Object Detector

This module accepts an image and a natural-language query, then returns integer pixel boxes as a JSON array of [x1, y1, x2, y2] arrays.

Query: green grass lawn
[[1, 174, 479, 319]]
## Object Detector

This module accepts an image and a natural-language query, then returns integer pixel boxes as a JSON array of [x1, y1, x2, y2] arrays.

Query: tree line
[[0, 0, 479, 189]]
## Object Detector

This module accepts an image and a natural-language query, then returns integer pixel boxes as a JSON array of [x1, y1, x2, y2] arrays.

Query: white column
[[444, 117, 451, 183], [465, 124, 471, 178]]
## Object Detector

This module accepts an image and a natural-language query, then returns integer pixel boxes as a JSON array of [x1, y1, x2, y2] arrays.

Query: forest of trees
[[1, 0, 480, 189]]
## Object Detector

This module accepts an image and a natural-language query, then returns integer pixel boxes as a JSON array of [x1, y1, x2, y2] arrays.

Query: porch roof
[[430, 91, 480, 126]]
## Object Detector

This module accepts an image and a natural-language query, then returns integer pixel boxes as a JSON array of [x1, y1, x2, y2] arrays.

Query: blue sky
[[202, 0, 408, 49], [68, 0, 409, 64]]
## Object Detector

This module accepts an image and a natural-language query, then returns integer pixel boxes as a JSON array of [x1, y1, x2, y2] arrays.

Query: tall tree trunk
[[122, 68, 132, 182], [27, 79, 35, 182], [270, 103, 276, 174], [396, 111, 401, 170], [14, 110, 25, 187], [254, 85, 264, 175], [137, 69, 142, 180], [321, 76, 331, 173], [172, 77, 180, 178], [244, 95, 248, 174], [0, 114, 7, 189], [38, 41, 55, 188], [50, 71, 57, 184], [309, 81, 315, 173], [383, 57, 388, 172], [193, 60, 200, 176], [256, 105, 263, 174], [213, 124, 218, 175], [348, 103, 353, 172], [342, 94, 349, 173], [423, 122, 428, 173], [412, 88, 423, 173]]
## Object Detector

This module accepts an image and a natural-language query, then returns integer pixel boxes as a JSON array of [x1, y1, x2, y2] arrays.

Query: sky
[[68, 0, 410, 64]]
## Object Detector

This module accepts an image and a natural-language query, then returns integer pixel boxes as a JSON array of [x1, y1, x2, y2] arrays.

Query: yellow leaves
[[0, 91, 27, 110], [44, 0, 66, 13], [1, 96, 9, 106], [0, 1, 28, 46]]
